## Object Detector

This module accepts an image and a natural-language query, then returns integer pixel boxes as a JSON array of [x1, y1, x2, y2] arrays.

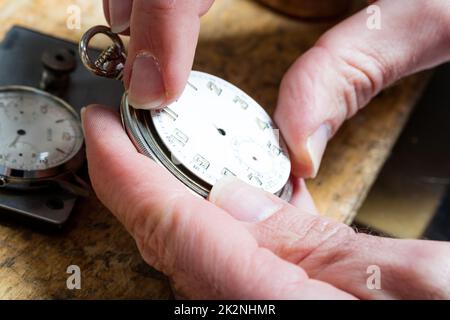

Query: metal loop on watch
[[79, 25, 127, 80]]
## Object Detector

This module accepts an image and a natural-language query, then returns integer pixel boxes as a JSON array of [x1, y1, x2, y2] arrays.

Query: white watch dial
[[151, 71, 291, 194], [0, 87, 83, 171]]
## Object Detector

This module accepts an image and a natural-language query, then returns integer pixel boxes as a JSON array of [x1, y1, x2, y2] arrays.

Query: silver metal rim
[[0, 85, 85, 187]]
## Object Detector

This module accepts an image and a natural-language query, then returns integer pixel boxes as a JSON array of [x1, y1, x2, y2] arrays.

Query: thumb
[[275, 0, 450, 177]]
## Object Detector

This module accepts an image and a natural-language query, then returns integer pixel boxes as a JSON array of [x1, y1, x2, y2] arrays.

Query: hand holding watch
[[0, 24, 293, 228], [79, 26, 293, 201]]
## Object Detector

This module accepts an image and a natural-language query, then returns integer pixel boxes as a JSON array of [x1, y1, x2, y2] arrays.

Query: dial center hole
[[252, 156, 258, 161], [17, 129, 26, 136], [217, 128, 226, 136]]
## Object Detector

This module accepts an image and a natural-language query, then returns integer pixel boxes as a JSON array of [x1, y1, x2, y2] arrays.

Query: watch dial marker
[[233, 96, 248, 110], [62, 132, 72, 141], [222, 168, 236, 177], [256, 117, 270, 130], [267, 142, 282, 156], [193, 154, 210, 170], [207, 81, 222, 96], [187, 81, 198, 91], [172, 128, 189, 146], [248, 173, 263, 186]]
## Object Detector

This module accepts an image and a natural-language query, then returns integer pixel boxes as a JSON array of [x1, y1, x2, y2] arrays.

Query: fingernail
[[128, 51, 166, 110], [209, 177, 283, 223], [306, 124, 332, 178], [109, 0, 131, 33]]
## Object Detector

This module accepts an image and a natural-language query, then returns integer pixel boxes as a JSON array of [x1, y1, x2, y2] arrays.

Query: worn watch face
[[150, 71, 291, 194], [0, 87, 83, 171]]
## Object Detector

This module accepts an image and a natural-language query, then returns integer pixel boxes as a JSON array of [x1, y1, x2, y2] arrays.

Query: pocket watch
[[79, 26, 293, 200], [0, 85, 87, 225], [0, 86, 85, 188]]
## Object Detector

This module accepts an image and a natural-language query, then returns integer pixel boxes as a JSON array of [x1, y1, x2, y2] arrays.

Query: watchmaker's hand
[[103, 0, 214, 109], [274, 0, 450, 177], [82, 105, 450, 299]]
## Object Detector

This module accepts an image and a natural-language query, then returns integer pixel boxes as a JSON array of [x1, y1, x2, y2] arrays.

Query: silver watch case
[[120, 92, 293, 201]]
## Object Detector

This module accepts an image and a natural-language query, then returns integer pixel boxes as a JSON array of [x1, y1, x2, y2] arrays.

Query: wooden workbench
[[0, 0, 428, 299]]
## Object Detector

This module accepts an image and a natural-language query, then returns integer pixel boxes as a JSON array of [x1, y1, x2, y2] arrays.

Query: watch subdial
[[231, 137, 281, 189], [1, 142, 39, 170]]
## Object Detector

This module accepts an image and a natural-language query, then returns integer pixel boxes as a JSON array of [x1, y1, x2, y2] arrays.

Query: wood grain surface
[[0, 0, 429, 298]]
